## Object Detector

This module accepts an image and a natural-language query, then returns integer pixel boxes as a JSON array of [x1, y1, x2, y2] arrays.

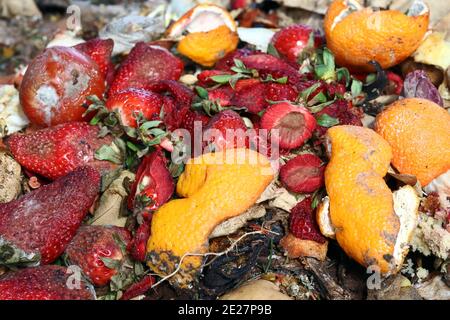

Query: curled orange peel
[[146, 148, 274, 286], [319, 125, 419, 274]]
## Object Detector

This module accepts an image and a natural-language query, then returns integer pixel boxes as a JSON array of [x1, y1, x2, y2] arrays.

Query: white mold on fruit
[[35, 84, 59, 126]]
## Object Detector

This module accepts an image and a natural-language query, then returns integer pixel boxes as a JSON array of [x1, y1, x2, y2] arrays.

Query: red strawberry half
[[128, 149, 174, 211], [144, 80, 194, 131], [197, 70, 232, 87], [108, 42, 183, 96], [0, 166, 100, 265], [208, 86, 234, 107], [240, 53, 303, 85], [74, 38, 115, 83], [265, 82, 298, 102], [289, 197, 326, 243], [260, 102, 316, 149], [231, 80, 267, 114], [106, 88, 163, 128], [215, 48, 254, 71], [129, 219, 151, 262], [66, 225, 131, 287], [271, 24, 323, 64], [280, 154, 324, 193], [204, 109, 248, 151], [7, 122, 115, 180], [0, 265, 95, 300]]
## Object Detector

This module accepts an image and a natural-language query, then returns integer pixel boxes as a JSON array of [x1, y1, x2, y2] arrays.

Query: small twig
[[152, 230, 274, 288]]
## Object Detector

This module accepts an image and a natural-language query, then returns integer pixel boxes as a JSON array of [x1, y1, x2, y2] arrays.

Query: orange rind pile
[[318, 125, 420, 274], [166, 4, 239, 67], [375, 98, 450, 208], [146, 148, 273, 286], [324, 0, 429, 71]]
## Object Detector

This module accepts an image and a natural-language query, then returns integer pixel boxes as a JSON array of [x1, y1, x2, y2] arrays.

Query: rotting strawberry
[[260, 102, 316, 149], [180, 109, 210, 140], [280, 154, 324, 193], [0, 166, 100, 265], [215, 48, 254, 71], [197, 70, 232, 87], [108, 42, 183, 96], [128, 149, 174, 212], [74, 38, 115, 84], [240, 53, 303, 85], [120, 275, 155, 300], [7, 122, 115, 180], [20, 46, 105, 127], [271, 24, 323, 64], [207, 86, 234, 107], [0, 265, 95, 300], [65, 225, 131, 287], [204, 109, 248, 151], [145, 80, 195, 131], [231, 80, 267, 114], [289, 197, 327, 243], [129, 219, 152, 262], [106, 88, 163, 128], [265, 82, 298, 102], [315, 100, 363, 137]]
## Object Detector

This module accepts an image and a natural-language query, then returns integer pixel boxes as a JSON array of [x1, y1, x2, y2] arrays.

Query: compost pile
[[0, 0, 449, 300]]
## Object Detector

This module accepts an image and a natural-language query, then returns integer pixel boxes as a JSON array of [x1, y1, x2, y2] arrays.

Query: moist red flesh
[[19, 46, 105, 126], [289, 197, 327, 243], [66, 225, 131, 286], [0, 265, 95, 300], [0, 166, 100, 264], [280, 153, 325, 193], [7, 121, 115, 180], [108, 42, 183, 96]]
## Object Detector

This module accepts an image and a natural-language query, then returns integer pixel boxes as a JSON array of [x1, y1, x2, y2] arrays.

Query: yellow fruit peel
[[147, 148, 274, 286], [324, 125, 418, 274]]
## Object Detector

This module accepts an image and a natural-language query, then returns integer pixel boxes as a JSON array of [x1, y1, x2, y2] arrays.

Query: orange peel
[[324, 0, 429, 71], [166, 4, 238, 67], [146, 148, 274, 286], [374, 98, 450, 208], [320, 125, 419, 274]]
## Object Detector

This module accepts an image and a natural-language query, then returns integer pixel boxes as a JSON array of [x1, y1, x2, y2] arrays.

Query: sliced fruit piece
[[66, 225, 131, 287], [145, 80, 194, 131], [265, 82, 298, 103], [166, 4, 238, 67], [324, 0, 429, 71], [289, 197, 327, 243], [279, 154, 324, 193], [106, 88, 163, 128], [128, 149, 174, 211], [270, 24, 323, 64], [230, 80, 267, 114], [129, 220, 152, 262], [0, 265, 95, 300], [0, 166, 100, 265], [108, 42, 183, 96], [147, 148, 274, 287], [324, 125, 420, 274], [260, 102, 316, 149], [204, 109, 248, 151], [20, 46, 105, 126], [215, 48, 253, 71], [240, 53, 303, 85], [7, 122, 115, 180]]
